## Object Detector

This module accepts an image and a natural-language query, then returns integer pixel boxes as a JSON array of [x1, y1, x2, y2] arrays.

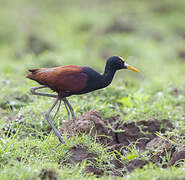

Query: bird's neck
[[101, 66, 116, 88]]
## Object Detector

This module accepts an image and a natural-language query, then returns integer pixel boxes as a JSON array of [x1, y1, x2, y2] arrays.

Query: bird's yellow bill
[[126, 65, 139, 72]]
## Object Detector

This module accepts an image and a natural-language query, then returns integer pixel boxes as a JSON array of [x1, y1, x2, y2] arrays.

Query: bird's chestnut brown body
[[27, 65, 105, 97], [27, 65, 87, 96]]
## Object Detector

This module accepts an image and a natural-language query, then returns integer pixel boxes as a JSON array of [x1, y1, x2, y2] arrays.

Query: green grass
[[0, 0, 185, 179]]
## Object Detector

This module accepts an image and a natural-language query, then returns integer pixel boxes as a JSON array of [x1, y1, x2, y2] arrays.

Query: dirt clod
[[60, 110, 111, 144], [85, 166, 104, 177], [169, 148, 185, 166], [67, 145, 97, 164], [125, 159, 148, 172], [77, 111, 108, 134], [115, 119, 163, 151], [146, 137, 174, 164], [66, 145, 105, 176], [111, 158, 124, 169], [39, 169, 57, 180]]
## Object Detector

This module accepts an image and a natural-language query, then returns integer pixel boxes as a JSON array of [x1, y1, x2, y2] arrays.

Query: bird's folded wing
[[27, 65, 88, 92]]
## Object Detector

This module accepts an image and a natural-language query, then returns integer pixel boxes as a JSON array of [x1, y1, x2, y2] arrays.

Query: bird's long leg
[[45, 96, 65, 144], [30, 86, 57, 98], [63, 100, 71, 122], [53, 99, 62, 120], [63, 97, 77, 127]]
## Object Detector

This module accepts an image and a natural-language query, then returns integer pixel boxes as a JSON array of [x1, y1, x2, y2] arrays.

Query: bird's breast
[[79, 67, 104, 93]]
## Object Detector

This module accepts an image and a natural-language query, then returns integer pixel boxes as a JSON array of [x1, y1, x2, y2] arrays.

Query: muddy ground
[[59, 110, 185, 177]]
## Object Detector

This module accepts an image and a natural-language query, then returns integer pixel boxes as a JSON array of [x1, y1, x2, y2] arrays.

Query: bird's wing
[[27, 65, 88, 92]]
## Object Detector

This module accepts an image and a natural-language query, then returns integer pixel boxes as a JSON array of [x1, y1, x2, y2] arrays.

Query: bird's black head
[[106, 56, 139, 72]]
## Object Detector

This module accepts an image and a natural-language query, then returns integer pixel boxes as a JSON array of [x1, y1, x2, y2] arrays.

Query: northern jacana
[[27, 56, 139, 143]]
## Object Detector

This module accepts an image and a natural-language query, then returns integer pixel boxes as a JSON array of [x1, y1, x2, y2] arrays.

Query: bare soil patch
[[39, 169, 57, 180], [59, 110, 184, 177]]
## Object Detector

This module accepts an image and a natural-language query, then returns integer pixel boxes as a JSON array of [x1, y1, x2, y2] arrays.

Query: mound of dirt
[[125, 159, 148, 172], [66, 145, 98, 164], [170, 148, 185, 166], [146, 137, 175, 165], [59, 110, 183, 177], [59, 110, 112, 144], [65, 144, 147, 177], [115, 120, 159, 151], [39, 169, 57, 180], [64, 145, 104, 177], [114, 119, 173, 152]]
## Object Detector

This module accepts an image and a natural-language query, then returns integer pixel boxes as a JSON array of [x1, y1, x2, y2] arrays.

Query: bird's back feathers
[[26, 65, 88, 93]]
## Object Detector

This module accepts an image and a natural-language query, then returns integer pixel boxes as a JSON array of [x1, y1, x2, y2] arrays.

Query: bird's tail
[[28, 69, 39, 74], [26, 69, 40, 79]]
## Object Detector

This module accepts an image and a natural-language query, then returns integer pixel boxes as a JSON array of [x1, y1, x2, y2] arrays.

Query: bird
[[27, 56, 139, 144]]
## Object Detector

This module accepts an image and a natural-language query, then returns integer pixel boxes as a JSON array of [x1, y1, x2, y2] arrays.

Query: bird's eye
[[119, 59, 123, 65]]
